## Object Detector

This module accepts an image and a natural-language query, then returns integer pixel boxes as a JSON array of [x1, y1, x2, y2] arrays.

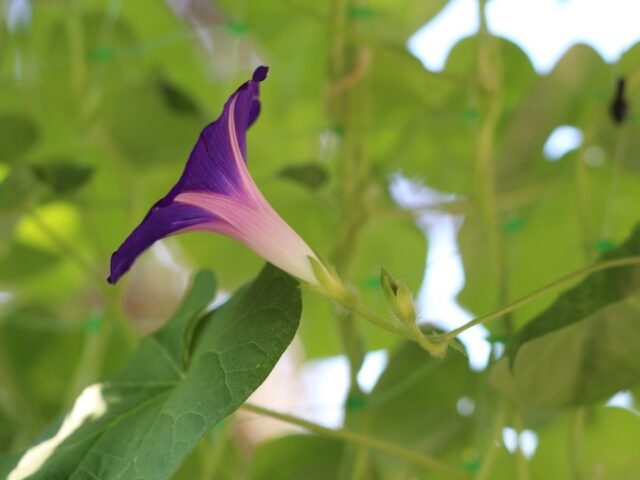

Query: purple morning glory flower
[[108, 66, 319, 285]]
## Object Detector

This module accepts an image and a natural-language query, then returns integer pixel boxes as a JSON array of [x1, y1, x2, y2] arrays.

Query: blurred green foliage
[[1, 0, 640, 479]]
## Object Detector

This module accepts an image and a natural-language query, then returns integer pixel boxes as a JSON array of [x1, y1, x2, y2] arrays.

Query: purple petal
[[108, 202, 214, 284], [163, 65, 268, 200], [108, 67, 268, 285]]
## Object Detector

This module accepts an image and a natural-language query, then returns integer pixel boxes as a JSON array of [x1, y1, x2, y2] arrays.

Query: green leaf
[[31, 162, 95, 195], [248, 434, 345, 480], [506, 223, 640, 363], [152, 270, 217, 368], [102, 74, 203, 169], [495, 43, 610, 191], [156, 76, 202, 118], [347, 338, 478, 477], [360, 0, 449, 45], [491, 297, 640, 406], [0, 166, 39, 212], [369, 35, 536, 194], [531, 406, 640, 479], [350, 216, 425, 351], [365, 340, 476, 449], [278, 163, 329, 190], [9, 265, 301, 479], [0, 242, 59, 281], [0, 452, 22, 479], [0, 309, 84, 423], [0, 167, 42, 244], [0, 114, 38, 165]]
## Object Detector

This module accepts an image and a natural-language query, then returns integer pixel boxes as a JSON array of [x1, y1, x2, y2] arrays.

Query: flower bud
[[380, 267, 416, 326]]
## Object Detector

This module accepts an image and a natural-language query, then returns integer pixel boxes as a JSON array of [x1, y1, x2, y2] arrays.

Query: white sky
[[409, 0, 640, 73]]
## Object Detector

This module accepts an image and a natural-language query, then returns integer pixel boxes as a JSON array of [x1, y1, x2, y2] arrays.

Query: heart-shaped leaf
[[8, 265, 301, 480]]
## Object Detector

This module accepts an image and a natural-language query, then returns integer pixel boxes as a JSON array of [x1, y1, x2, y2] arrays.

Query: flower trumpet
[[108, 67, 320, 285]]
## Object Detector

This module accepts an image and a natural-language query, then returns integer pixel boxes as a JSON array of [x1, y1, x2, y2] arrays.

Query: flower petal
[[176, 191, 317, 284], [108, 202, 213, 284], [108, 66, 320, 286], [164, 65, 268, 199], [108, 67, 268, 284]]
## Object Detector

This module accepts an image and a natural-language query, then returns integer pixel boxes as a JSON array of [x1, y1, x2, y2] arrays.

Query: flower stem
[[338, 295, 453, 357], [345, 297, 407, 337], [241, 402, 469, 480], [321, 255, 640, 357], [438, 256, 640, 341]]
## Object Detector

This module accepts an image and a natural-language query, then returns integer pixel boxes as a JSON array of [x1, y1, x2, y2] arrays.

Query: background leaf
[[506, 223, 640, 363], [531, 406, 640, 479], [248, 434, 345, 480], [0, 114, 38, 165], [31, 162, 95, 195], [491, 296, 640, 406]]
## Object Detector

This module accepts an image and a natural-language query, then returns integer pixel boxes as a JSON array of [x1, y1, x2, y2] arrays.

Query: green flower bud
[[380, 267, 417, 326]]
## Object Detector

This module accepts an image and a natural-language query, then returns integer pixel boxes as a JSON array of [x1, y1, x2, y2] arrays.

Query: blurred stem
[[512, 409, 531, 480], [568, 407, 586, 480], [0, 346, 43, 446], [65, 316, 113, 405], [476, 0, 510, 334], [28, 209, 135, 345], [576, 130, 596, 261], [67, 0, 87, 97], [242, 402, 469, 480], [475, 405, 506, 480], [602, 124, 629, 238], [29, 209, 104, 288], [438, 255, 640, 340], [328, 1, 372, 477], [27, 209, 136, 395], [199, 426, 229, 480], [338, 310, 365, 396]]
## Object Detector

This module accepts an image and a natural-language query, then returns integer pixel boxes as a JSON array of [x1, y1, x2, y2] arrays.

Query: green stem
[[241, 402, 469, 480], [575, 124, 599, 261], [327, 1, 372, 475], [346, 298, 409, 338], [29, 209, 104, 288], [29, 208, 136, 348], [326, 292, 458, 357], [200, 426, 229, 480], [475, 406, 506, 480], [439, 256, 640, 340], [0, 345, 43, 445], [338, 310, 365, 398], [602, 124, 629, 239], [476, 0, 509, 333], [568, 407, 586, 480], [512, 409, 531, 480]]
